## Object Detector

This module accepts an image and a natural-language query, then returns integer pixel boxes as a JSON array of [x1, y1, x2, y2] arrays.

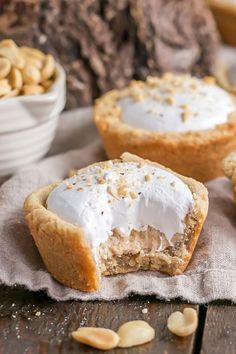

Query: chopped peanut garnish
[[181, 110, 192, 122], [203, 76, 216, 85], [97, 176, 106, 184], [145, 174, 152, 182], [130, 191, 138, 199]]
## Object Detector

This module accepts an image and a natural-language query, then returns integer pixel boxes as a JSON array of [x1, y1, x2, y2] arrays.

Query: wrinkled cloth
[[0, 108, 236, 302]]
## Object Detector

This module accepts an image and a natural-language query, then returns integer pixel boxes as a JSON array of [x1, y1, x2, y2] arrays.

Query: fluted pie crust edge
[[24, 153, 209, 292], [94, 87, 236, 182]]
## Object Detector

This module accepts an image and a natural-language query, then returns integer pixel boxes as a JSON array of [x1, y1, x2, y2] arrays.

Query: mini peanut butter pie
[[24, 153, 208, 292], [94, 73, 236, 182]]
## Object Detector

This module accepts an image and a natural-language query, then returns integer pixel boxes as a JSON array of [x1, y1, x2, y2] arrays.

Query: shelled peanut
[[71, 321, 155, 349], [71, 308, 199, 350], [0, 39, 56, 99]]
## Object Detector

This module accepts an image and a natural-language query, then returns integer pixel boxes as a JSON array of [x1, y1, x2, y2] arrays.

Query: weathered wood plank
[[201, 303, 236, 354], [0, 285, 198, 354]]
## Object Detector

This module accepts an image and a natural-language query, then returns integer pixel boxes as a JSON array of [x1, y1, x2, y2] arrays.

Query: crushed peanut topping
[[180, 104, 188, 110], [165, 96, 174, 105], [86, 176, 92, 183], [146, 76, 161, 87], [117, 71, 234, 135], [131, 92, 146, 102], [203, 76, 216, 85], [66, 183, 74, 189], [118, 176, 126, 185], [97, 176, 106, 184], [181, 110, 192, 122], [47, 159, 196, 258], [107, 186, 119, 200], [117, 185, 128, 197], [157, 176, 166, 180], [139, 161, 146, 168], [162, 72, 174, 81], [68, 169, 78, 177], [145, 174, 152, 182], [103, 161, 113, 170], [130, 191, 138, 199]]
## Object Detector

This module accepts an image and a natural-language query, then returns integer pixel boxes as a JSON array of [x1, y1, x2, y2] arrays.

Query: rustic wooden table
[[0, 109, 235, 353], [0, 285, 235, 353]]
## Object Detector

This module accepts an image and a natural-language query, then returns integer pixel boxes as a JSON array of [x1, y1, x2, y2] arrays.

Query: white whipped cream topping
[[47, 161, 194, 259], [119, 76, 235, 133]]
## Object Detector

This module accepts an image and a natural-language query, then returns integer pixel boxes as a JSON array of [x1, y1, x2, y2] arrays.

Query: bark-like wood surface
[[201, 303, 236, 354], [0, 0, 219, 108]]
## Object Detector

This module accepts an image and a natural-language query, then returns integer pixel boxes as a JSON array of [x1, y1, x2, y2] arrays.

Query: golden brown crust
[[93, 87, 236, 182], [24, 153, 208, 291], [223, 150, 236, 202], [208, 0, 236, 46], [24, 183, 100, 292]]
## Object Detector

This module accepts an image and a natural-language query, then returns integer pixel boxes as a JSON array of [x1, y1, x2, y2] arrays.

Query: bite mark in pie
[[24, 153, 208, 292]]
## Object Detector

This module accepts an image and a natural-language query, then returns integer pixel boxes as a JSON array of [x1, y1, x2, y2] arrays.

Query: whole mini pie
[[24, 153, 208, 292], [208, 0, 236, 46], [94, 73, 236, 182]]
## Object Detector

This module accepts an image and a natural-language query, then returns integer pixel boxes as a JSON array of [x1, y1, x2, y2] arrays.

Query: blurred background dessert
[[0, 0, 219, 109]]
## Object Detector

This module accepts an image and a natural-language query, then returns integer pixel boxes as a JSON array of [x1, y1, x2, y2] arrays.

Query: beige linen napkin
[[0, 108, 236, 302]]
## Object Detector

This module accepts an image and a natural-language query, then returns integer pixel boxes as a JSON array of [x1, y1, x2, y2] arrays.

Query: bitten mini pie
[[94, 73, 236, 182], [24, 153, 208, 292], [223, 150, 236, 202]]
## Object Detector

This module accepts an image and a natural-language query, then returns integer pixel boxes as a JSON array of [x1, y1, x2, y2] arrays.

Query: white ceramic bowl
[[0, 64, 66, 134], [0, 64, 66, 178], [0, 115, 58, 176]]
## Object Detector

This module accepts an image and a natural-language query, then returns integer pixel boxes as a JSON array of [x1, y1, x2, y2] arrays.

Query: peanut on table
[[71, 309, 198, 350]]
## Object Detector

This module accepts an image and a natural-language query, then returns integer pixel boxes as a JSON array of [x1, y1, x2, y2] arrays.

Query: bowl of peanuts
[[0, 39, 66, 178]]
